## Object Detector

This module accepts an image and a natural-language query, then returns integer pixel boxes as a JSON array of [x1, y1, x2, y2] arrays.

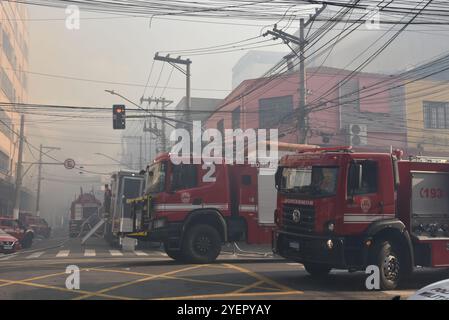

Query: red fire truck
[[273, 147, 449, 290], [124, 152, 276, 263], [69, 190, 102, 238]]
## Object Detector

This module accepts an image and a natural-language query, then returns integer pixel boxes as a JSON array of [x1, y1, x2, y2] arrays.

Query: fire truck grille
[[282, 204, 315, 234]]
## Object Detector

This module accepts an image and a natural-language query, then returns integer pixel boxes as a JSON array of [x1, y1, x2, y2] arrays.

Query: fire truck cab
[[273, 147, 449, 290], [124, 152, 274, 263]]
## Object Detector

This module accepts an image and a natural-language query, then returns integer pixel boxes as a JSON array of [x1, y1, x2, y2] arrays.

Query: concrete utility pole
[[140, 97, 173, 152], [154, 54, 192, 132], [35, 145, 61, 216], [13, 115, 25, 220], [263, 5, 326, 144], [298, 18, 307, 144]]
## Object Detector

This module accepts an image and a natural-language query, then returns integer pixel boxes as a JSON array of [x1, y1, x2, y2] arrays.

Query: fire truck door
[[344, 160, 385, 225]]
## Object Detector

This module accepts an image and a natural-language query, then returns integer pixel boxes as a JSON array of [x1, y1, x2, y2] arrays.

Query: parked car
[[0, 217, 34, 249], [0, 229, 21, 253]]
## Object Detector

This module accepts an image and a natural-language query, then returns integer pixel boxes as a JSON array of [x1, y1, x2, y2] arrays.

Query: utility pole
[[13, 115, 25, 220], [35, 145, 61, 216], [154, 54, 192, 132], [263, 5, 326, 144], [298, 18, 307, 144], [140, 97, 173, 152]]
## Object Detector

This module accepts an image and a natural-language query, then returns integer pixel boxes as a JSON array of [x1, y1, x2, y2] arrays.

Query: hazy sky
[[21, 3, 449, 224], [24, 4, 288, 222]]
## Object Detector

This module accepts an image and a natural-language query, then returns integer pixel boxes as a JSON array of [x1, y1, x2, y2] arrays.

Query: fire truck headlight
[[325, 221, 335, 233], [153, 219, 166, 229], [326, 239, 334, 250]]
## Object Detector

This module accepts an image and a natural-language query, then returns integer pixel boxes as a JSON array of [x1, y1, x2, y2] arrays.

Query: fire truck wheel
[[164, 244, 185, 262], [373, 239, 402, 290], [304, 263, 332, 278], [182, 224, 221, 264]]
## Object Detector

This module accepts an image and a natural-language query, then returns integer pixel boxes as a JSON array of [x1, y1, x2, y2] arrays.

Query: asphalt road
[[0, 232, 448, 300]]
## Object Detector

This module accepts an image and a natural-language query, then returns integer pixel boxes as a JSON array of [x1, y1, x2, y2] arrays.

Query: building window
[[0, 108, 12, 139], [0, 150, 9, 173], [339, 79, 360, 111], [423, 101, 448, 129], [232, 107, 241, 129], [0, 69, 16, 102], [258, 95, 293, 129]]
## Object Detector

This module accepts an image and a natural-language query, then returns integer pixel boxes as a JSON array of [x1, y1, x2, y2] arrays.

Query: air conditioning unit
[[349, 124, 367, 146]]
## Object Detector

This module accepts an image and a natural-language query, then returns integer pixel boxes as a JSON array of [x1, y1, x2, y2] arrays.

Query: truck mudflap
[[274, 231, 362, 268]]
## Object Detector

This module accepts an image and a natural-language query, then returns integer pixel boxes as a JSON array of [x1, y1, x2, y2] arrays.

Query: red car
[[0, 217, 34, 248], [0, 229, 21, 253]]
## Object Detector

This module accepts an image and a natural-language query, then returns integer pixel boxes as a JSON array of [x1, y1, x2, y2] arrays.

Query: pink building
[[206, 67, 407, 152]]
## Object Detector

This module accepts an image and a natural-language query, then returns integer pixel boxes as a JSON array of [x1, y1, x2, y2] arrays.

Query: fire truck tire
[[304, 263, 332, 278], [182, 224, 221, 264], [372, 239, 402, 290], [164, 244, 185, 262]]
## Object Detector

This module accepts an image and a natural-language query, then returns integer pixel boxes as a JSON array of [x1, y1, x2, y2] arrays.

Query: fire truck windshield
[[280, 166, 339, 197], [145, 162, 166, 193]]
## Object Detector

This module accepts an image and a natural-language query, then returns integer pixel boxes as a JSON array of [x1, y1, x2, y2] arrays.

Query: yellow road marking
[[92, 268, 279, 292], [0, 271, 68, 288], [0, 278, 134, 300], [73, 264, 205, 300], [155, 290, 304, 300], [232, 280, 265, 294], [223, 263, 297, 292]]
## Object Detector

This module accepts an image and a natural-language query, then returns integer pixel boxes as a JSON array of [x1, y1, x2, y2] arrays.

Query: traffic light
[[113, 104, 126, 129]]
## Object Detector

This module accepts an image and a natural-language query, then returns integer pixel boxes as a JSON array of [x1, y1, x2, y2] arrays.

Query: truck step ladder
[[81, 218, 107, 245]]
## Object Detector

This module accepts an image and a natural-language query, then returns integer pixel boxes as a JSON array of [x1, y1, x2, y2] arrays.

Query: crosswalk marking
[[84, 249, 96, 257], [26, 251, 44, 259], [133, 251, 148, 256], [109, 250, 123, 256], [56, 250, 70, 257], [0, 254, 15, 261]]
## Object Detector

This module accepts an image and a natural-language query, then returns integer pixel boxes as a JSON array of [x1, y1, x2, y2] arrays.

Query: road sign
[[64, 158, 76, 170]]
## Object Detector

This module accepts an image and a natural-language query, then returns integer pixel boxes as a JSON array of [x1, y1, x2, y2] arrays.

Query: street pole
[[153, 54, 192, 132], [13, 115, 25, 220], [35, 145, 61, 216], [262, 5, 326, 145], [140, 97, 173, 152], [35, 144, 43, 217], [186, 60, 192, 127], [161, 98, 167, 152], [299, 18, 307, 144]]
